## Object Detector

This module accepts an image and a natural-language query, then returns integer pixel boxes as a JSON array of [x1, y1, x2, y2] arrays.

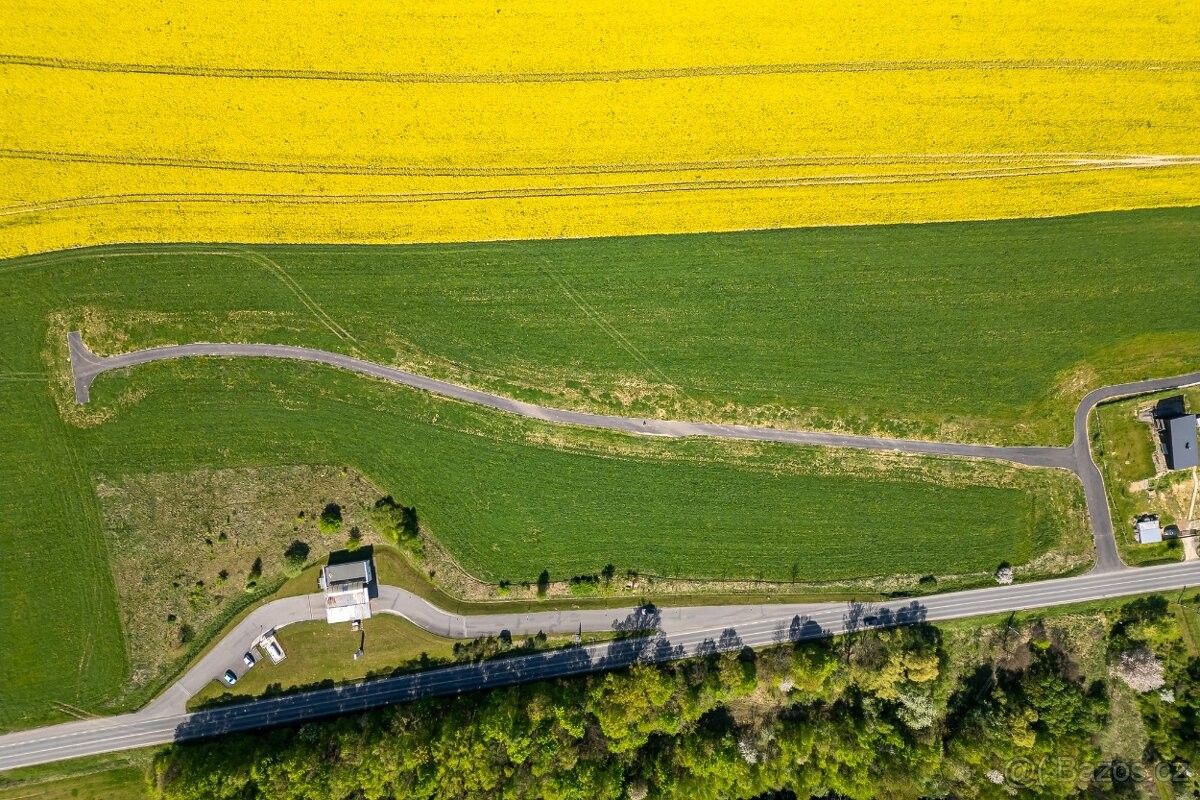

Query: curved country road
[[68, 333, 1200, 571]]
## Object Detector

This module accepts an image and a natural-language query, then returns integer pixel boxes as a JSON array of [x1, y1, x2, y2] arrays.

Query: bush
[[536, 570, 551, 597], [178, 623, 195, 645], [369, 496, 419, 544], [319, 503, 343, 535], [282, 540, 311, 577]]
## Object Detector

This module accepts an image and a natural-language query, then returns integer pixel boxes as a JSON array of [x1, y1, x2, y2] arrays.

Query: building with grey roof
[[1164, 413, 1198, 470], [1135, 517, 1163, 545], [319, 557, 373, 624]]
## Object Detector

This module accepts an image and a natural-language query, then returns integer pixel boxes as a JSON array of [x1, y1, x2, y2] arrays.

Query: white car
[[243, 651, 256, 669], [222, 669, 238, 686]]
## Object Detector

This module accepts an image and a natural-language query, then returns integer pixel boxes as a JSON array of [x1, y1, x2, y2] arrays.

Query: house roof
[[323, 559, 372, 585], [1136, 518, 1163, 544], [1165, 414, 1198, 470]]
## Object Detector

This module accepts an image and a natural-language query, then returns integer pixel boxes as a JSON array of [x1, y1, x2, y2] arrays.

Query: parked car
[[223, 669, 238, 686], [243, 651, 256, 668]]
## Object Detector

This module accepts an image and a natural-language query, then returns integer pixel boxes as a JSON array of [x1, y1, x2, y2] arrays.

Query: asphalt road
[[67, 332, 1200, 571], [5, 559, 1200, 771]]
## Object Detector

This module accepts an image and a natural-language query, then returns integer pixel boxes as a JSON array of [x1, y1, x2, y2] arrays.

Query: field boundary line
[[0, 148, 1143, 177], [232, 249, 356, 343], [4, 54, 1200, 83]]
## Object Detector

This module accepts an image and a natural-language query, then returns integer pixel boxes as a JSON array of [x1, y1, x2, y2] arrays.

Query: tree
[[319, 503, 343, 535], [282, 540, 310, 577], [369, 496, 419, 545], [536, 570, 550, 597], [1113, 646, 1166, 693]]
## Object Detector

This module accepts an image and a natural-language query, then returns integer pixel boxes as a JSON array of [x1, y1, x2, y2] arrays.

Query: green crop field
[[13, 207, 1199, 446], [0, 354, 1086, 731], [1, 237, 1090, 729], [5, 207, 1192, 731], [83, 358, 1079, 581]]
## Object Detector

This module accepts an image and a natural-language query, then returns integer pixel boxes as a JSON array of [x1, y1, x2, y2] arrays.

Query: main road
[[4, 560, 1200, 771], [0, 334, 1186, 770]]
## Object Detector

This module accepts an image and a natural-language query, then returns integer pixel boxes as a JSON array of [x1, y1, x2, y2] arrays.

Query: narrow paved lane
[[68, 333, 1075, 468], [1074, 372, 1200, 571]]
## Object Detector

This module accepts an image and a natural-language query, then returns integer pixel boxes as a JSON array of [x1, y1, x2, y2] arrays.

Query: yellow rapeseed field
[[1, 1, 1199, 257]]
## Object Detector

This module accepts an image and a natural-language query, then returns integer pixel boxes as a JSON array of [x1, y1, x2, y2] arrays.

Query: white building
[[319, 559, 373, 624], [1136, 517, 1163, 545]]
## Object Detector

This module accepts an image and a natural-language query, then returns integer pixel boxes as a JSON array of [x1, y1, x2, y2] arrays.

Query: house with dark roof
[[1165, 413, 1198, 470]]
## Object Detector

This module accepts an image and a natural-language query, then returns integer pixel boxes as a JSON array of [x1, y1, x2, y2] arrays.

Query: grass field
[[187, 614, 611, 710], [0, 751, 152, 800], [2, 2, 1200, 256], [188, 615, 461, 709], [0, 219, 1118, 730], [2, 352, 1087, 730], [77, 359, 1079, 585], [18, 208, 1200, 445]]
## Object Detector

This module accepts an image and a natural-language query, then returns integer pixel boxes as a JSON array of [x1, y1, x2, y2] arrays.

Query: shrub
[[319, 503, 343, 535], [178, 623, 195, 645], [536, 570, 551, 597], [282, 540, 310, 577]]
